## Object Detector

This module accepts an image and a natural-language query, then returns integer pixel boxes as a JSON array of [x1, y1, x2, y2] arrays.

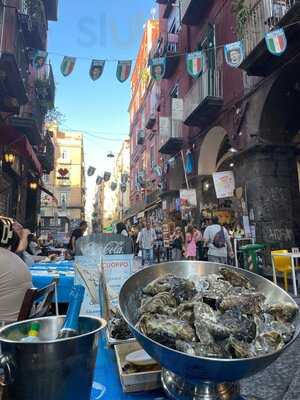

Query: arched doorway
[[235, 62, 300, 246], [196, 126, 236, 227]]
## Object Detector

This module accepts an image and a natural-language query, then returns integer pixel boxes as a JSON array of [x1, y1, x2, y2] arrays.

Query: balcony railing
[[240, 0, 300, 75], [37, 130, 55, 173], [0, 5, 29, 111], [159, 115, 184, 155], [19, 0, 48, 50], [183, 68, 223, 127], [180, 0, 209, 25]]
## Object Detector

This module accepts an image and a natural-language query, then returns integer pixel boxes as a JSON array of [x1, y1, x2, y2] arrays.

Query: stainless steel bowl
[[119, 261, 300, 398]]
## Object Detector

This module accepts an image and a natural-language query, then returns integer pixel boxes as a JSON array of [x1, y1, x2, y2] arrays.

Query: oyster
[[229, 337, 256, 359], [138, 314, 196, 348], [255, 314, 296, 344], [217, 310, 256, 343], [254, 331, 284, 355], [219, 267, 252, 289], [139, 292, 177, 315], [219, 292, 265, 315], [202, 276, 232, 309], [176, 340, 231, 359], [169, 276, 197, 303], [266, 302, 299, 323], [142, 274, 176, 296]]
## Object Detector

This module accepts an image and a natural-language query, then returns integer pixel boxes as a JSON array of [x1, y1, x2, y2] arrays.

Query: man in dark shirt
[[68, 221, 87, 253]]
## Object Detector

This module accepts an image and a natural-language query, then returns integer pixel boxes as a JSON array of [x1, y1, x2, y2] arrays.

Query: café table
[[30, 260, 75, 304], [271, 252, 300, 296]]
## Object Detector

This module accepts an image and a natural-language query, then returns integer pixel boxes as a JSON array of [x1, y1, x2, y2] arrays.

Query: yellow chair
[[271, 250, 299, 292]]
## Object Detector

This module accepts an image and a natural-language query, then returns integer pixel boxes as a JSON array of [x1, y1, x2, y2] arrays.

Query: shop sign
[[180, 189, 197, 208], [213, 171, 235, 199]]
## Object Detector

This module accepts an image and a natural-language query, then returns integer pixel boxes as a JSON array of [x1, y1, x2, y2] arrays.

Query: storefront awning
[[0, 124, 42, 176]]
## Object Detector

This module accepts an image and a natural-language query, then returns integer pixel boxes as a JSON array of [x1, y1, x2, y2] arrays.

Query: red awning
[[0, 124, 42, 176]]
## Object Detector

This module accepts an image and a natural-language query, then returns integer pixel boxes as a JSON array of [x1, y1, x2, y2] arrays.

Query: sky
[[47, 0, 155, 217]]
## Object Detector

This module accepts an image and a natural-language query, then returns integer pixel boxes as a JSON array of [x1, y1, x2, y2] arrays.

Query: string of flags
[[31, 27, 288, 83]]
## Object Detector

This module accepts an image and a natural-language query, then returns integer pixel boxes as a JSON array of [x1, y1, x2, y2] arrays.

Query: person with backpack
[[203, 216, 234, 264]]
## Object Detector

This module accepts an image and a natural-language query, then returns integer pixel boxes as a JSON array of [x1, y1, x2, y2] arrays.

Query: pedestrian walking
[[203, 216, 234, 264], [171, 227, 184, 261], [185, 224, 202, 260], [137, 221, 156, 266]]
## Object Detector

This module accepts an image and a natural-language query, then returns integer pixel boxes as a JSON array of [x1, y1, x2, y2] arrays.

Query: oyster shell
[[266, 302, 299, 323], [229, 337, 256, 359], [219, 292, 265, 315], [217, 310, 256, 343], [142, 274, 176, 296], [254, 331, 284, 355], [219, 267, 252, 289], [139, 292, 177, 315], [138, 314, 196, 348], [176, 340, 231, 359]]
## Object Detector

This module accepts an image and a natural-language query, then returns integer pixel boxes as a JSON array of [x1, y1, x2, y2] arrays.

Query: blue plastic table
[[91, 335, 166, 400], [30, 261, 75, 303]]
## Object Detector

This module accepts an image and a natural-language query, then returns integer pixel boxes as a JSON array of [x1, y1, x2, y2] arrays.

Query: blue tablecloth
[[92, 335, 166, 400], [30, 261, 75, 303]]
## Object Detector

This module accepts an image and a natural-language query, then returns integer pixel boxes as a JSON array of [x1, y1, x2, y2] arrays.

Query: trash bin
[[0, 315, 106, 400], [240, 243, 266, 274]]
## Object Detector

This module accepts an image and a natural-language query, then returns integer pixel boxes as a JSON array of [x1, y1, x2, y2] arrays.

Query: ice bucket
[[0, 315, 106, 400]]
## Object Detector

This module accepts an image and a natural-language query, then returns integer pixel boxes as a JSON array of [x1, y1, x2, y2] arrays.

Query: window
[[168, 1, 180, 34], [60, 149, 70, 163], [150, 146, 155, 170], [43, 174, 49, 183], [60, 192, 69, 208]]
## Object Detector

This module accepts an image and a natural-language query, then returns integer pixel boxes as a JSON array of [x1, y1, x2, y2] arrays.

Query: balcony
[[137, 129, 145, 145], [37, 131, 55, 173], [183, 68, 223, 127], [19, 0, 48, 50], [156, 0, 168, 3], [240, 0, 300, 76], [180, 0, 209, 25], [159, 116, 184, 155], [43, 0, 58, 21], [9, 92, 45, 146], [0, 7, 29, 113], [150, 32, 179, 79], [35, 64, 55, 112]]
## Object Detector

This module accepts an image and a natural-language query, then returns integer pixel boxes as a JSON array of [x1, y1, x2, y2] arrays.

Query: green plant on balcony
[[232, 0, 251, 38]]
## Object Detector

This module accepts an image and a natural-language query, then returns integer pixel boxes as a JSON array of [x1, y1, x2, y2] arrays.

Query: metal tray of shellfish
[[105, 308, 136, 346]]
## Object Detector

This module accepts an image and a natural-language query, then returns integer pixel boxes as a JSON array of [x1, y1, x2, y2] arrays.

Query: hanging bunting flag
[[265, 28, 287, 56], [116, 60, 132, 83], [185, 150, 194, 175], [33, 50, 48, 69], [61, 56, 76, 77], [150, 57, 166, 81], [87, 166, 96, 177], [90, 59, 105, 81], [110, 182, 117, 191], [104, 171, 111, 182], [224, 41, 244, 68], [186, 51, 203, 79], [96, 176, 103, 185], [121, 173, 129, 184]]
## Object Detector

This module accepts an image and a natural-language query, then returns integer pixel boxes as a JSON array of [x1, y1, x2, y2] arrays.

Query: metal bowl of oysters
[[119, 262, 300, 400]]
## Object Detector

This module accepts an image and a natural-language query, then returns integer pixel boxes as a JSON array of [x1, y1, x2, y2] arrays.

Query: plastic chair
[[271, 250, 295, 292]]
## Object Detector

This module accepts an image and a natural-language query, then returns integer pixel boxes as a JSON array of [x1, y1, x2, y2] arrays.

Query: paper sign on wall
[[213, 171, 235, 199], [180, 189, 197, 208]]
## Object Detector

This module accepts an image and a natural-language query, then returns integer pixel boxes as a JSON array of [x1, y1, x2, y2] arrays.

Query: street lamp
[[29, 181, 38, 190], [3, 151, 16, 165]]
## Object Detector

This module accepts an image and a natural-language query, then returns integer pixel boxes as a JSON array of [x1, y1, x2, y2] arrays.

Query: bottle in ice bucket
[[57, 285, 85, 339], [21, 322, 40, 342]]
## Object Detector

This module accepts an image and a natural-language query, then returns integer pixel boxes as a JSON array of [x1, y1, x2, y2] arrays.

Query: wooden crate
[[114, 341, 161, 393]]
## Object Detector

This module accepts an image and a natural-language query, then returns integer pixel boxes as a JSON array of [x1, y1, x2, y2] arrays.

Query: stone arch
[[259, 63, 300, 143], [198, 126, 228, 175]]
